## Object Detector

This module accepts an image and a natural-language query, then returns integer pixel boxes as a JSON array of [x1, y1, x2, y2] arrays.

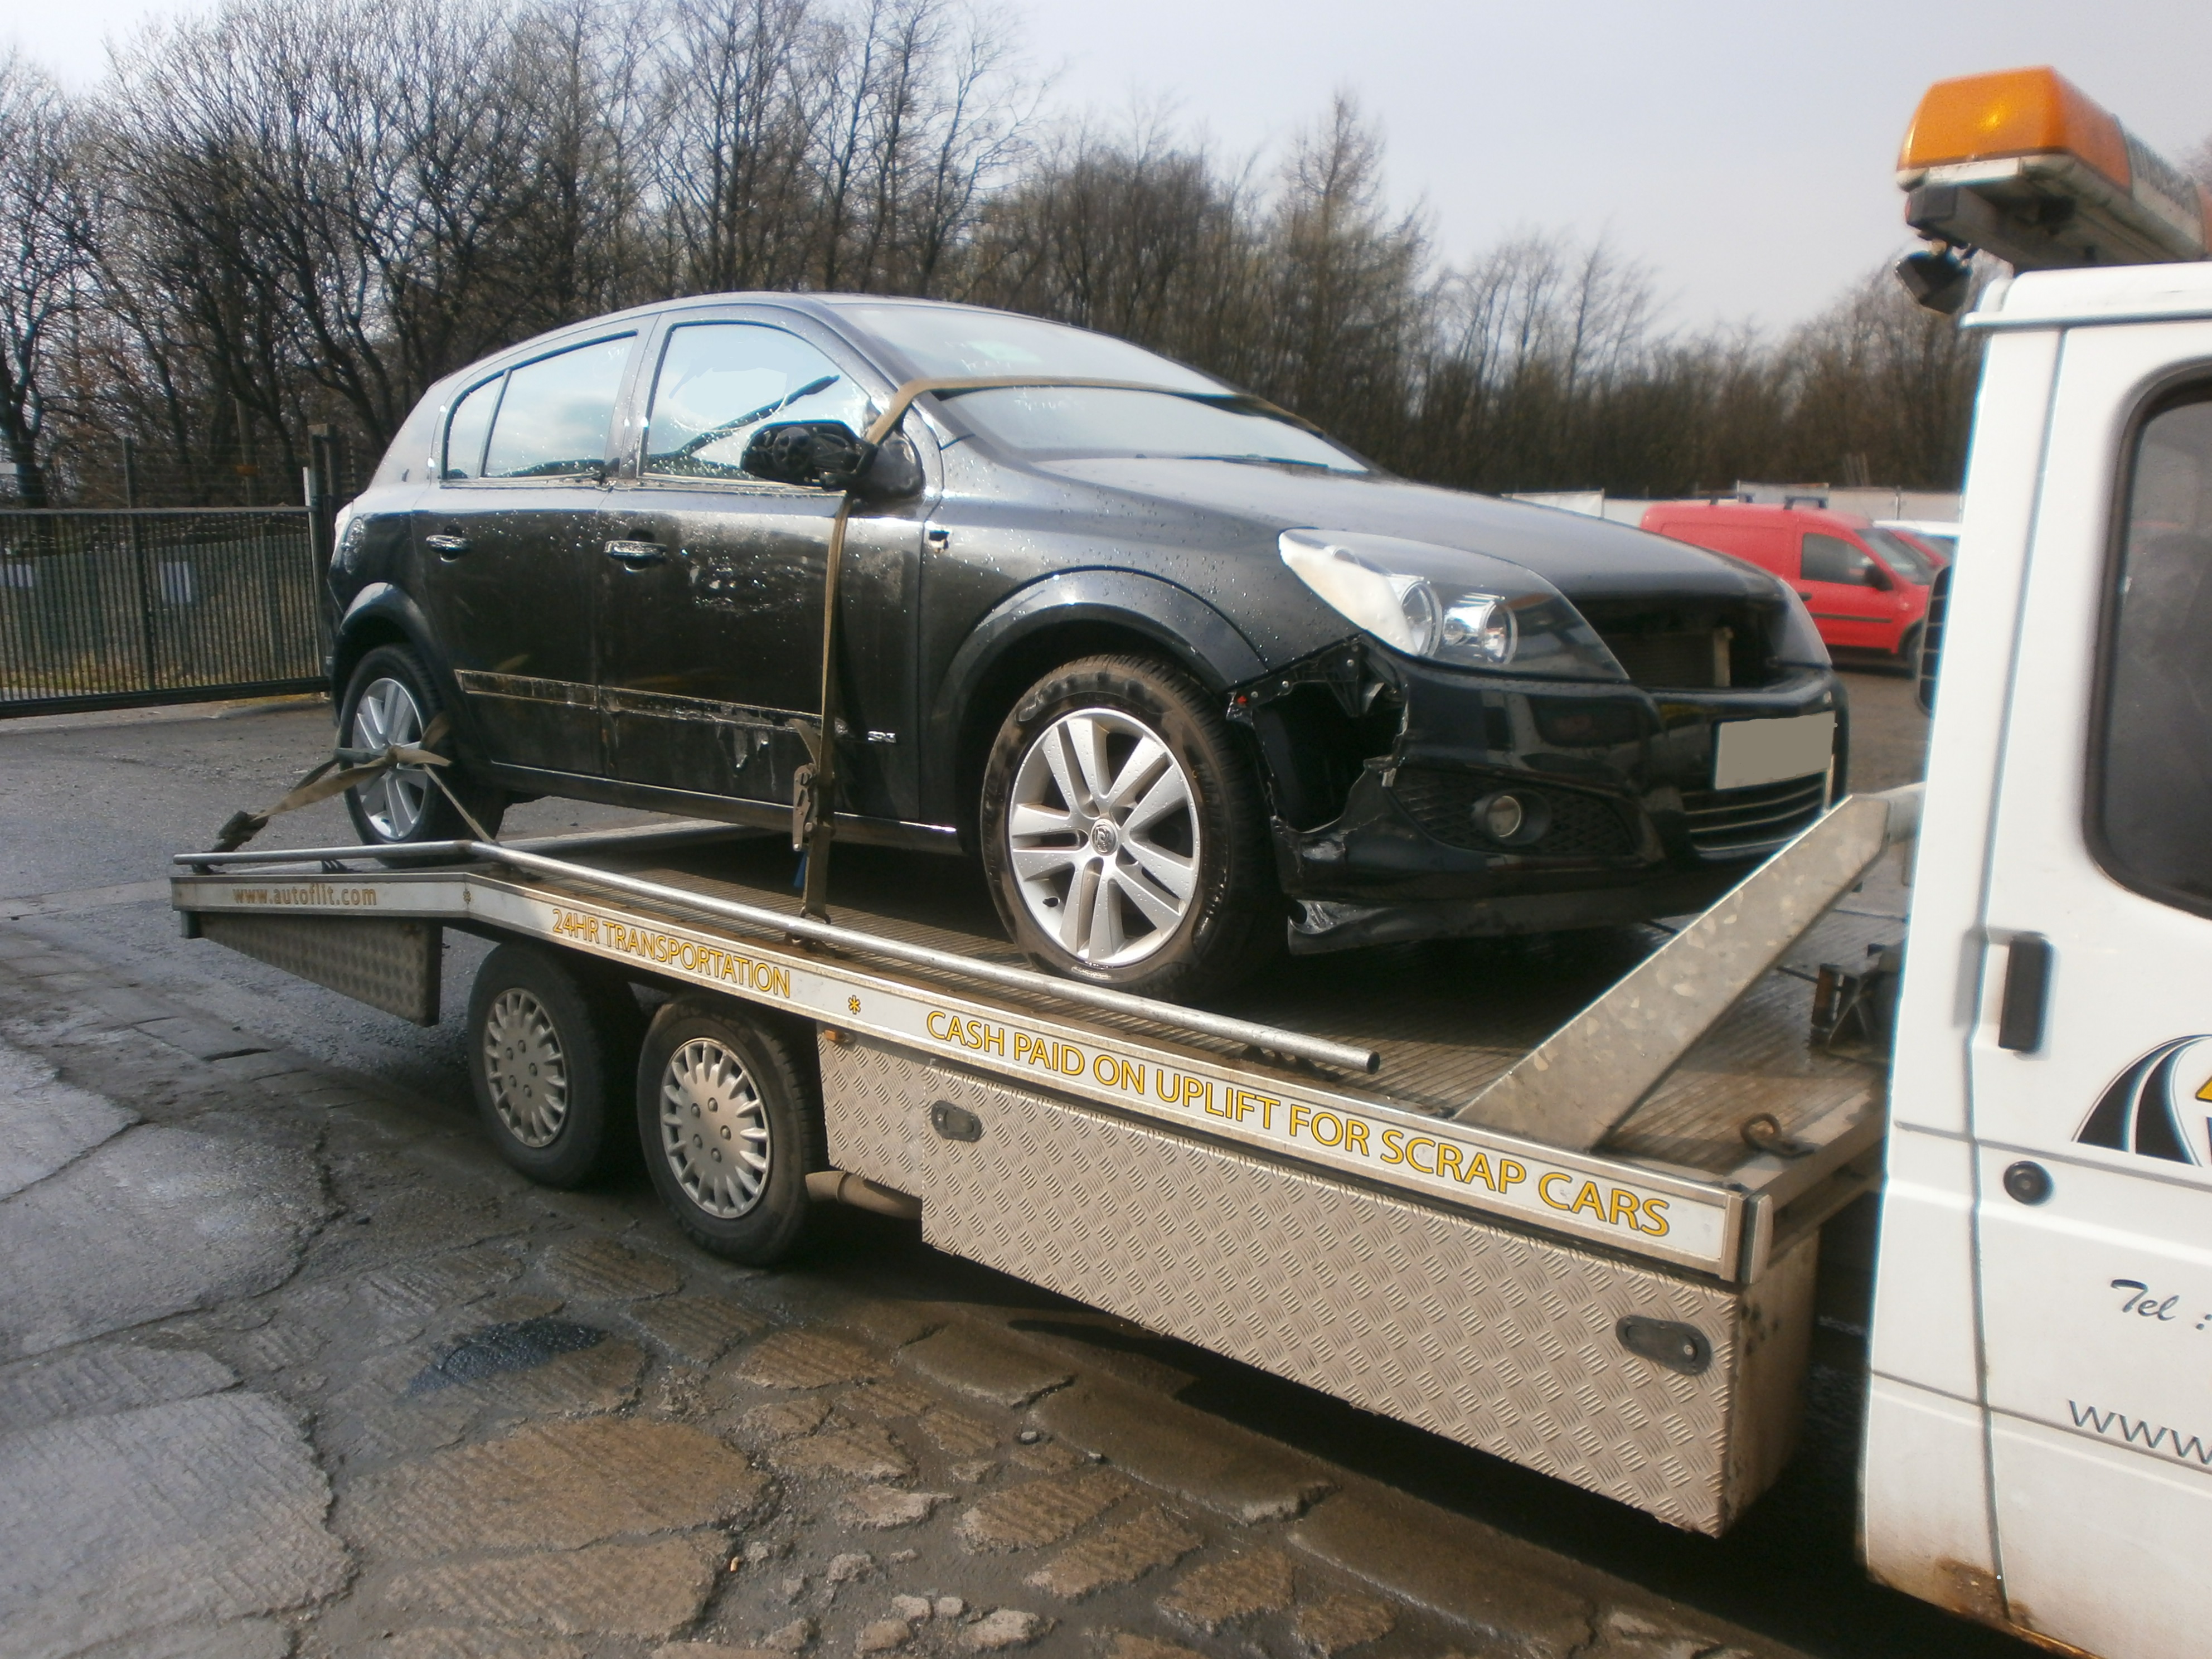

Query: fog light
[[1474, 790, 1550, 847]]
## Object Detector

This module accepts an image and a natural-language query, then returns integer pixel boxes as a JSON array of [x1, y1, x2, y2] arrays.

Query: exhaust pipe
[[806, 1169, 923, 1219]]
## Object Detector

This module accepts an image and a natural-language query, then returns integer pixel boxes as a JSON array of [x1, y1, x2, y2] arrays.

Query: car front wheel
[[979, 654, 1278, 999]]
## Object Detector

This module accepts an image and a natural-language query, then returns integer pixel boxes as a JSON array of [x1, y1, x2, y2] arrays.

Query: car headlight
[[1278, 528, 1625, 680]]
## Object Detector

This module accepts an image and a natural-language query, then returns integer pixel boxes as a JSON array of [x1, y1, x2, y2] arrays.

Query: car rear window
[[481, 335, 634, 480]]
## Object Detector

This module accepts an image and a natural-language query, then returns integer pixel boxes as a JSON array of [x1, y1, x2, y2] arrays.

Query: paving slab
[[1288, 1485, 1594, 1659], [958, 1468, 1133, 1551], [379, 1532, 729, 1639], [0, 1124, 327, 1360], [0, 1341, 236, 1434], [1033, 1379, 1336, 1524], [899, 1324, 1074, 1409], [0, 1044, 136, 1199], [349, 1415, 768, 1556], [0, 1391, 348, 1657]]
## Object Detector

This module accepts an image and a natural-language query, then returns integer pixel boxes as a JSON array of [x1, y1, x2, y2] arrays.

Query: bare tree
[[0, 50, 89, 507]]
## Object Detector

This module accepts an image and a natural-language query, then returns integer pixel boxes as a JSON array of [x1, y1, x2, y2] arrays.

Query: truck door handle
[[1997, 933, 2053, 1052], [425, 533, 469, 558], [604, 539, 666, 566]]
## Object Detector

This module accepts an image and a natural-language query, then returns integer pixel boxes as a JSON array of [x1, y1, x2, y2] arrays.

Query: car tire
[[978, 653, 1279, 999], [466, 942, 646, 1189], [636, 997, 823, 1265], [1896, 623, 1924, 677], [338, 643, 506, 851]]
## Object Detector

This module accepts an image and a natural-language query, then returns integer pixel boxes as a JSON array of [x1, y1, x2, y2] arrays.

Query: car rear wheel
[[338, 643, 506, 851], [979, 654, 1279, 999]]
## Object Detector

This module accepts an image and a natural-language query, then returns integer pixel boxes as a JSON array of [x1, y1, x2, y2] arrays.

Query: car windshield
[[1863, 527, 1941, 584], [838, 303, 1365, 472]]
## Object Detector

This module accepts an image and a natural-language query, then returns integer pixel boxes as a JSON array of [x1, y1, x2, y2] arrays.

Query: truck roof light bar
[[1896, 67, 2211, 304]]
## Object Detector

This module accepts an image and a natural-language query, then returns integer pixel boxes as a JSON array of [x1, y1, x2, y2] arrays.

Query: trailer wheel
[[466, 942, 644, 1188], [636, 997, 822, 1265]]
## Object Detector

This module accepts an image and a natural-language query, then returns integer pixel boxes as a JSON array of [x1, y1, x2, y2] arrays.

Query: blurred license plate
[[1713, 713, 1835, 790]]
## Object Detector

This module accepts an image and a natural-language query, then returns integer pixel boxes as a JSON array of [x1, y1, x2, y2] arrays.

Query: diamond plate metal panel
[[200, 914, 442, 1025], [822, 1033, 1815, 1534]]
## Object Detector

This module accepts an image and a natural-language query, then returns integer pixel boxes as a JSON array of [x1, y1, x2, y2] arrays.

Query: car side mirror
[[1864, 562, 1894, 591], [741, 420, 923, 500]]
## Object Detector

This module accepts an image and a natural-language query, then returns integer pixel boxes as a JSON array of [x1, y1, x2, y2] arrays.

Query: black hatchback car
[[328, 294, 1845, 998]]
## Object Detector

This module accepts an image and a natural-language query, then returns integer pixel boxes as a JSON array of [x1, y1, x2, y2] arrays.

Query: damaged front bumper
[[1233, 646, 1846, 954]]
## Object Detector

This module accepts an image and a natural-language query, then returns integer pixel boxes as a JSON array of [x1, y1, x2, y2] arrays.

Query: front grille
[[1680, 774, 1828, 855], [1600, 629, 1730, 689], [1390, 768, 1635, 857]]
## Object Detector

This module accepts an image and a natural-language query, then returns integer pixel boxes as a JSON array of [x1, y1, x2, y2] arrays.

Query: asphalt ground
[[0, 666, 2016, 1659]]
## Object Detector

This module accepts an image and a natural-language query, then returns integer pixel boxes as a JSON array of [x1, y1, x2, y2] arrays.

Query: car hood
[[1040, 458, 1767, 601]]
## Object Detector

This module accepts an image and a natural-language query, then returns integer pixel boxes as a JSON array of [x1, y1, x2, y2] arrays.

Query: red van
[[1639, 501, 1939, 664]]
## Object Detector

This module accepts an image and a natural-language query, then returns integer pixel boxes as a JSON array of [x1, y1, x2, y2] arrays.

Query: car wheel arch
[[927, 570, 1269, 844], [333, 584, 487, 761]]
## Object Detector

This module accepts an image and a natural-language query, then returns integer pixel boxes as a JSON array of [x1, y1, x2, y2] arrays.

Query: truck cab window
[[2093, 386, 2212, 914], [481, 335, 634, 480]]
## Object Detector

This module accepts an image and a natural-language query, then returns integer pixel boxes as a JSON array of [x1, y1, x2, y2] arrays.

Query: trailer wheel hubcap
[[483, 989, 567, 1148], [350, 675, 430, 840], [1007, 707, 1199, 968], [659, 1036, 772, 1219]]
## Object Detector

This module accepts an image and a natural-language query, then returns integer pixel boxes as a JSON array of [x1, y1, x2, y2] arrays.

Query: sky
[[10, 0, 2211, 331]]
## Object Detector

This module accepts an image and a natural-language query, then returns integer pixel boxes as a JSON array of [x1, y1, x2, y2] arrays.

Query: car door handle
[[425, 533, 469, 557], [604, 539, 666, 566], [1796, 589, 1812, 601]]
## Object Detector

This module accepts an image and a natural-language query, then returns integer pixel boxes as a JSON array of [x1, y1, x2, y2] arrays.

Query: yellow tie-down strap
[[177, 871, 1744, 1277]]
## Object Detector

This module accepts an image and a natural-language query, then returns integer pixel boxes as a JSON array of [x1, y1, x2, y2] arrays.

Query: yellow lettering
[[1608, 1189, 1641, 1228], [1570, 1180, 1607, 1220], [1435, 1142, 1464, 1181], [1288, 1103, 1312, 1139], [1342, 1118, 1370, 1157], [1539, 1172, 1574, 1210], [1157, 1069, 1182, 1104], [1380, 1128, 1406, 1165], [1638, 1197, 1671, 1238], [1406, 1137, 1436, 1175], [928, 1010, 951, 1040], [1061, 1044, 1085, 1077], [1498, 1159, 1527, 1190], [1013, 1032, 1032, 1062], [1465, 1151, 1495, 1190], [1310, 1111, 1343, 1148]]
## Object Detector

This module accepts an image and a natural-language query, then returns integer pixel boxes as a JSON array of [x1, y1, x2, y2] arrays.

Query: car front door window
[[600, 318, 921, 817], [1799, 531, 1893, 650]]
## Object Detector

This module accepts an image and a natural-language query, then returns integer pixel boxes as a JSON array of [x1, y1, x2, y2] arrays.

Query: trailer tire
[[466, 943, 645, 1189], [636, 998, 822, 1265]]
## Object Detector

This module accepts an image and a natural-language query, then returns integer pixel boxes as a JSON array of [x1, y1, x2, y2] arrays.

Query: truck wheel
[[338, 643, 506, 851], [467, 942, 645, 1188], [979, 654, 1279, 1000], [636, 997, 822, 1265]]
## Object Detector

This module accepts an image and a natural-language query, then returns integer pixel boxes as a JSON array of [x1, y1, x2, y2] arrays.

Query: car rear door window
[[443, 376, 500, 481], [643, 323, 872, 481], [481, 335, 633, 480], [1802, 533, 1882, 586], [2092, 385, 2212, 914]]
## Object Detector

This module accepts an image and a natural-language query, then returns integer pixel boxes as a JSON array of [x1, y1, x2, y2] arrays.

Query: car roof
[[1643, 501, 1872, 532]]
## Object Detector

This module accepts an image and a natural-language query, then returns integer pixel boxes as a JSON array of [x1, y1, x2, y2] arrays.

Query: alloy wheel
[[482, 988, 568, 1148], [658, 1036, 773, 1219], [1005, 707, 1200, 968], [350, 675, 430, 840]]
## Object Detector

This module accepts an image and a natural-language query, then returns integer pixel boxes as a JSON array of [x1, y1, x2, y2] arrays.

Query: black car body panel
[[329, 293, 1847, 951]]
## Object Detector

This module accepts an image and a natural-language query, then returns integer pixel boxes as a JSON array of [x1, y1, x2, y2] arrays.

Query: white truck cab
[[1865, 79, 2212, 1650]]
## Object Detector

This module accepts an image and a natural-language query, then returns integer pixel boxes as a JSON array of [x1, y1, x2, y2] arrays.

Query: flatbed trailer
[[172, 802, 1905, 1535]]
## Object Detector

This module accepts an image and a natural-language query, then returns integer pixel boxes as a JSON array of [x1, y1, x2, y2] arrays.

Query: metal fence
[[0, 508, 326, 717]]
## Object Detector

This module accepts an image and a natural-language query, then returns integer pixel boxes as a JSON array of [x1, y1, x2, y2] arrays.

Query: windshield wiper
[[671, 374, 842, 460], [1181, 453, 1337, 470]]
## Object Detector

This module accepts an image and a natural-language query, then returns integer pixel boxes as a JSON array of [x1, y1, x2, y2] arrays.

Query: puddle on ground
[[406, 1318, 606, 1394]]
